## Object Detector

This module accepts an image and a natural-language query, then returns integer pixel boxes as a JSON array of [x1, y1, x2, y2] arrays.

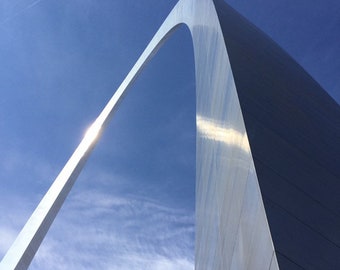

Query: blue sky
[[0, 0, 339, 269]]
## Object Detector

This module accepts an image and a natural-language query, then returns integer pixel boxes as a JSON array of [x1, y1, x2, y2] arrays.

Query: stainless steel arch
[[0, 0, 279, 269]]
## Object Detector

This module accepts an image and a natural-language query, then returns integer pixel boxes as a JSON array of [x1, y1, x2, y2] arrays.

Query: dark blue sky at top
[[0, 0, 339, 269]]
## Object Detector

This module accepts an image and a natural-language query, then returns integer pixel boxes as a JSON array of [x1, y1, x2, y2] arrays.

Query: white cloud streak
[[27, 187, 194, 269], [0, 0, 45, 26], [0, 150, 194, 269]]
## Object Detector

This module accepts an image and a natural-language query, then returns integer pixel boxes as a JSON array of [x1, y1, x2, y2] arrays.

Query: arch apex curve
[[0, 1, 278, 269]]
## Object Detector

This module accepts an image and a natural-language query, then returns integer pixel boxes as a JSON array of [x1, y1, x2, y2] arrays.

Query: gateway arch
[[2, 0, 340, 269]]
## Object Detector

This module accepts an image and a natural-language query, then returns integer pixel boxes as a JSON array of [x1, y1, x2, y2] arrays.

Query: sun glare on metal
[[197, 115, 250, 153]]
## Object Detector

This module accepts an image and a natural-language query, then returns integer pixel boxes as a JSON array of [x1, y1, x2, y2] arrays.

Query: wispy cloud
[[0, 194, 39, 260], [0, 0, 45, 27], [26, 186, 194, 269], [0, 147, 194, 270], [0, 226, 17, 256]]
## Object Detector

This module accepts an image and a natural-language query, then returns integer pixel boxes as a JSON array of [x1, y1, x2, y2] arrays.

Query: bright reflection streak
[[197, 115, 250, 153], [74, 122, 102, 158], [83, 123, 101, 146]]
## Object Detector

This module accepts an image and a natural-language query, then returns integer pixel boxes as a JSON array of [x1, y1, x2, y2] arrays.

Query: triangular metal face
[[214, 0, 340, 269]]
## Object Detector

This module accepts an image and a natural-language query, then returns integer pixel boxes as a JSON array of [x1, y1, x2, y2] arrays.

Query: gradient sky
[[0, 0, 339, 269]]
